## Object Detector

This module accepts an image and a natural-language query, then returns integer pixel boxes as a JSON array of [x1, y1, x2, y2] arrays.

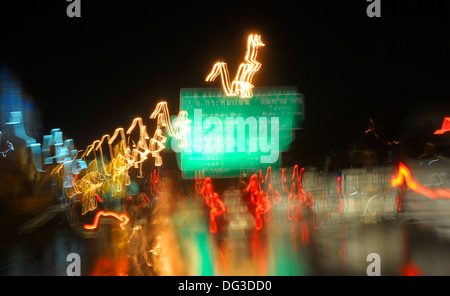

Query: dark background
[[1, 0, 449, 168]]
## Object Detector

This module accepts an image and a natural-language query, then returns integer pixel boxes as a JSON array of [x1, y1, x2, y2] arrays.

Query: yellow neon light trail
[[206, 34, 264, 99]]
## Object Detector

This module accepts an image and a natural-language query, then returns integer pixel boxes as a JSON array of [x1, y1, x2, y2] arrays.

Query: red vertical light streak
[[195, 176, 226, 233], [250, 231, 267, 276], [92, 192, 103, 203]]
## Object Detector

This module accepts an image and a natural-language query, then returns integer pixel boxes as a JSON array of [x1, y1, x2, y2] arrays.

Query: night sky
[[1, 0, 450, 167]]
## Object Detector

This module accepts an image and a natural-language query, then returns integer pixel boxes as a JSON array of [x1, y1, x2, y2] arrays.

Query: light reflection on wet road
[[0, 205, 447, 276], [1, 167, 450, 276]]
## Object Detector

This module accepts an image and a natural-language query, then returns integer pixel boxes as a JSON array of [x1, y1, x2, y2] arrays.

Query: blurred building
[[0, 65, 42, 142]]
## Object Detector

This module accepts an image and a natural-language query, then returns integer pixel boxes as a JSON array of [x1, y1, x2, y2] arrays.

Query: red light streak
[[326, 176, 344, 216], [149, 169, 161, 196], [207, 193, 226, 233], [246, 174, 261, 203], [434, 117, 450, 135], [300, 219, 310, 247], [282, 165, 312, 221], [259, 166, 282, 206], [281, 165, 345, 229], [71, 171, 80, 187], [139, 193, 151, 207], [195, 173, 226, 233], [92, 192, 103, 203], [245, 172, 276, 230], [337, 176, 342, 195], [90, 256, 129, 276], [401, 262, 423, 276], [126, 193, 152, 209], [149, 169, 164, 204], [391, 163, 450, 199], [254, 191, 273, 231], [84, 210, 130, 230]]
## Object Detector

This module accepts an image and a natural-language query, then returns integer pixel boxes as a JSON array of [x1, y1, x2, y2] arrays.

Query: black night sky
[[1, 0, 450, 168]]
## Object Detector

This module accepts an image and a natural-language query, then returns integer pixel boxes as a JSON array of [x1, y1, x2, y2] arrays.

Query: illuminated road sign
[[172, 87, 303, 178]]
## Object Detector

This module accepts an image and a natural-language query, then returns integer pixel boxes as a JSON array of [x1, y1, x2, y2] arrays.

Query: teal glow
[[174, 87, 303, 178]]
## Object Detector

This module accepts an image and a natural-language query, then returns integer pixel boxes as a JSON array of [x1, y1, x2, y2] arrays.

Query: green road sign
[[171, 87, 303, 178]]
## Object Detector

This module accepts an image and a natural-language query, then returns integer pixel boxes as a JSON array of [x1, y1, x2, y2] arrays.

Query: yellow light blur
[[61, 101, 189, 214]]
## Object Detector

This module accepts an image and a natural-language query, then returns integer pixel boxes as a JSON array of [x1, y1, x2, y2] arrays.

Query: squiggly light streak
[[281, 165, 311, 221], [84, 210, 130, 230], [4, 102, 187, 216], [67, 101, 189, 214], [281, 165, 344, 230], [150, 102, 191, 146], [245, 173, 273, 230], [391, 162, 450, 199], [258, 166, 281, 206], [126, 117, 151, 177], [67, 160, 104, 215], [149, 169, 163, 205], [208, 193, 226, 233], [149, 102, 190, 166], [206, 34, 264, 98], [365, 119, 399, 145], [52, 150, 87, 188], [195, 174, 226, 233]]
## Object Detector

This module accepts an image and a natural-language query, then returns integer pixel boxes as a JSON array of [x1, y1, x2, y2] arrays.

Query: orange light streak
[[206, 34, 264, 98], [126, 117, 151, 177], [67, 101, 188, 210], [150, 102, 190, 166], [365, 119, 400, 145], [150, 101, 190, 147], [391, 162, 450, 199], [84, 210, 130, 230]]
